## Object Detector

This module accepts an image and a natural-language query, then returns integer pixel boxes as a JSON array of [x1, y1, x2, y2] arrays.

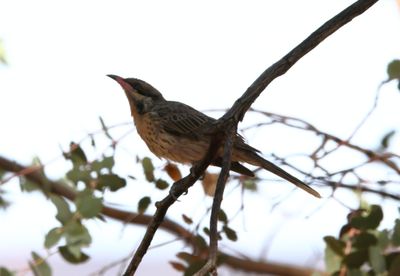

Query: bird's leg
[[169, 174, 191, 200], [190, 162, 199, 177], [169, 181, 182, 201]]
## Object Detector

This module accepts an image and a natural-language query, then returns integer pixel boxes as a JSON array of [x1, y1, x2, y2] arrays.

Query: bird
[[107, 74, 321, 198]]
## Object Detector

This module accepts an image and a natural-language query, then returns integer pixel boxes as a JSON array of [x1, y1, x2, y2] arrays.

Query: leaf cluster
[[170, 208, 238, 274], [324, 204, 400, 275]]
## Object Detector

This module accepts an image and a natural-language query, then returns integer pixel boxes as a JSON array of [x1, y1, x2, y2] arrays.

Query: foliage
[[0, 39, 7, 65], [386, 59, 400, 90], [13, 141, 130, 269], [324, 204, 400, 275], [0, 58, 399, 275], [39, 142, 132, 264]]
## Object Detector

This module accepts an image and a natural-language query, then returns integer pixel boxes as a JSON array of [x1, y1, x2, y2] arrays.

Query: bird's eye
[[134, 83, 142, 91], [136, 101, 145, 114]]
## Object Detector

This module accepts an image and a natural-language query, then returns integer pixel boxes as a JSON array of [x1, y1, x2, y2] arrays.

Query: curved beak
[[107, 74, 133, 92], [107, 74, 146, 108]]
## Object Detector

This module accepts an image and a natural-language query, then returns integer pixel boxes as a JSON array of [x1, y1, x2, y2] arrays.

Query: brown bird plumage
[[107, 75, 321, 198]]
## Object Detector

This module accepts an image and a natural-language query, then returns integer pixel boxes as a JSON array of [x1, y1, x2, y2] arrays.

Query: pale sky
[[1, 1, 399, 275]]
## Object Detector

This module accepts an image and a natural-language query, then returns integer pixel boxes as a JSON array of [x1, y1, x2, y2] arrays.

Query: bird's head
[[107, 74, 165, 116]]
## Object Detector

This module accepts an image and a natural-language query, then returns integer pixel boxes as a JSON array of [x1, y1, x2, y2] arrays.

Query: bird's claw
[[169, 183, 187, 201]]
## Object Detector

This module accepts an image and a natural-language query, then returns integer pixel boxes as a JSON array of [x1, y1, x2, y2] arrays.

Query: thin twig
[[221, 0, 379, 123], [122, 132, 225, 275], [0, 1, 381, 275], [0, 155, 319, 275], [347, 82, 384, 141], [251, 109, 400, 174], [0, 121, 132, 186], [192, 2, 379, 274], [194, 123, 237, 276]]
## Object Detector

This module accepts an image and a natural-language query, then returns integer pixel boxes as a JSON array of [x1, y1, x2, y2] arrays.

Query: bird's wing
[[154, 101, 261, 155], [234, 134, 261, 154], [154, 101, 216, 140], [212, 158, 255, 177]]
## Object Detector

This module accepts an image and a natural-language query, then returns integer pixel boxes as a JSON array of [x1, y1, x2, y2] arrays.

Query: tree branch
[[250, 109, 400, 174], [0, 1, 380, 275], [125, 0, 379, 274], [194, 123, 237, 276], [0, 155, 192, 240], [222, 0, 379, 123], [196, 0, 379, 274], [0, 155, 318, 275], [123, 133, 225, 275]]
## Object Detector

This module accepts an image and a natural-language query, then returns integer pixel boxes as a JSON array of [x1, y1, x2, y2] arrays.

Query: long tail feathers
[[249, 154, 321, 198]]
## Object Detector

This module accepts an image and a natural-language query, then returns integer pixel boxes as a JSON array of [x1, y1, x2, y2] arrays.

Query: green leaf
[[0, 267, 14, 276], [243, 179, 257, 191], [387, 60, 400, 81], [66, 167, 91, 186], [64, 221, 92, 247], [324, 245, 342, 274], [155, 179, 169, 190], [19, 177, 39, 192], [392, 219, 400, 246], [58, 246, 89, 264], [75, 190, 103, 218], [377, 229, 390, 250], [91, 156, 114, 174], [97, 174, 126, 191], [169, 261, 186, 272], [203, 227, 210, 236], [50, 195, 72, 224], [223, 226, 238, 241], [194, 234, 208, 250], [350, 205, 383, 230], [0, 39, 7, 65], [30, 251, 51, 276], [44, 228, 63, 248], [0, 169, 5, 180], [387, 252, 400, 267], [367, 205, 384, 229], [101, 156, 114, 170], [347, 269, 362, 276], [66, 245, 82, 259], [353, 232, 377, 249], [380, 130, 396, 149], [324, 236, 345, 257], [389, 254, 400, 276], [218, 209, 228, 224], [142, 157, 155, 182], [176, 252, 199, 264], [138, 196, 151, 214], [184, 260, 207, 276], [343, 250, 368, 268], [368, 245, 386, 273], [64, 142, 87, 167], [182, 214, 193, 225], [0, 194, 10, 209]]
